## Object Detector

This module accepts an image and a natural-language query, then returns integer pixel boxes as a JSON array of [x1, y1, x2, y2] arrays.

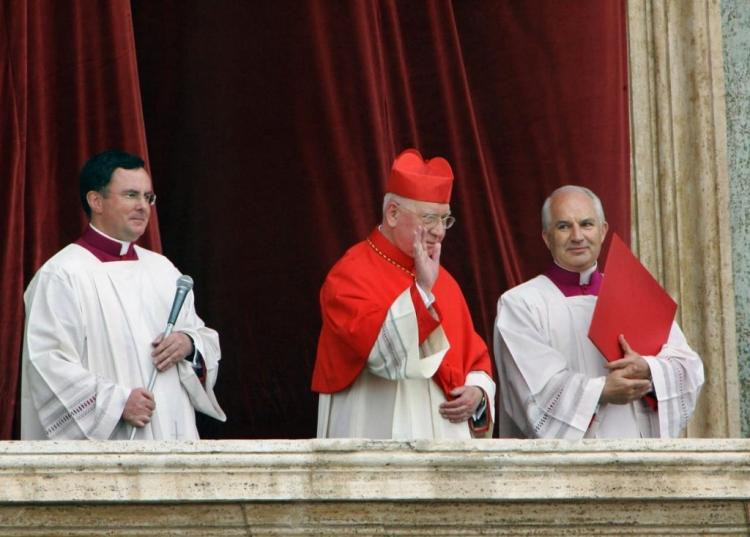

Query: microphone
[[147, 275, 193, 392], [131, 275, 194, 440], [163, 275, 194, 341]]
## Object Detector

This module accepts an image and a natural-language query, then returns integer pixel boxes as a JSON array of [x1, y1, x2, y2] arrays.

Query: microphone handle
[[146, 322, 175, 392], [129, 322, 176, 440]]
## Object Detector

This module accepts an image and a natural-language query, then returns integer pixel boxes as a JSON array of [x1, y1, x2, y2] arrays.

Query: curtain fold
[[1, 0, 629, 439], [0, 0, 158, 439], [132, 0, 629, 439]]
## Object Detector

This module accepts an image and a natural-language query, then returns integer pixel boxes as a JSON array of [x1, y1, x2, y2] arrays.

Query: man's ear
[[542, 229, 551, 250], [384, 202, 399, 228], [86, 190, 104, 215], [601, 221, 609, 239]]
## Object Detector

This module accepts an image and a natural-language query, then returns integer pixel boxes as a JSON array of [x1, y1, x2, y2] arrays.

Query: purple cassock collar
[[75, 225, 138, 262], [544, 263, 602, 297]]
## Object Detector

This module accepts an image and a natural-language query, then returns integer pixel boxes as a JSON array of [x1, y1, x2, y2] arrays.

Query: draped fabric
[[1, 0, 629, 439], [0, 0, 160, 439], [131, 0, 630, 439]]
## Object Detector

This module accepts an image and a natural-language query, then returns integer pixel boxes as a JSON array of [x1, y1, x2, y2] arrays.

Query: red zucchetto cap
[[385, 148, 454, 203]]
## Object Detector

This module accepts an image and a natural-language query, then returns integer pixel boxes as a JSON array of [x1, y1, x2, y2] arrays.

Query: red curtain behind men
[[0, 1, 629, 439], [0, 0, 160, 439], [131, 1, 630, 439]]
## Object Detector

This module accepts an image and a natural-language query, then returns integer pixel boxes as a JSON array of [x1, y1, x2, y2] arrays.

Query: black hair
[[79, 150, 145, 217]]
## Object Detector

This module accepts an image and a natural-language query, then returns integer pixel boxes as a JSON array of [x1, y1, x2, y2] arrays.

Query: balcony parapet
[[0, 439, 748, 535]]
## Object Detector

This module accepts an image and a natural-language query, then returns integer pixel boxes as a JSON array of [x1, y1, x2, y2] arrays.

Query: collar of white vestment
[[75, 224, 138, 262], [545, 262, 602, 297]]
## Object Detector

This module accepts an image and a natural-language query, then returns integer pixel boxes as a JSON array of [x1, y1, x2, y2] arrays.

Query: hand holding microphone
[[147, 275, 194, 391], [150, 331, 194, 371], [130, 275, 193, 440]]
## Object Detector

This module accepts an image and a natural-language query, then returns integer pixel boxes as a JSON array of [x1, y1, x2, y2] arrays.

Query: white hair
[[382, 192, 410, 215], [541, 185, 606, 231]]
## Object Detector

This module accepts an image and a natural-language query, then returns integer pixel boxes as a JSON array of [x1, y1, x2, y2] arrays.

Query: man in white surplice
[[21, 150, 225, 440], [493, 186, 703, 439]]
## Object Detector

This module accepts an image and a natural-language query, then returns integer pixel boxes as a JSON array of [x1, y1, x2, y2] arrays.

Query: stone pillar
[[721, 0, 750, 437], [627, 0, 741, 437]]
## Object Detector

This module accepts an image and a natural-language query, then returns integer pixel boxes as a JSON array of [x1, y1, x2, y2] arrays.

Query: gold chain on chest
[[366, 239, 415, 278]]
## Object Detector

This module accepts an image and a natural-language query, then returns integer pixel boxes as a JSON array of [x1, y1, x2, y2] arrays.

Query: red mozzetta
[[312, 227, 492, 398]]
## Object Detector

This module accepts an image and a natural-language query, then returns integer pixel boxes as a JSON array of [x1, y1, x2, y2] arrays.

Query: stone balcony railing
[[0, 439, 748, 535]]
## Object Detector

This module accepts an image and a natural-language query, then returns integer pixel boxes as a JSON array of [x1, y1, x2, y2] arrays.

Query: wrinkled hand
[[413, 226, 441, 293], [439, 386, 483, 423], [122, 387, 155, 428], [151, 331, 193, 372], [601, 335, 652, 404]]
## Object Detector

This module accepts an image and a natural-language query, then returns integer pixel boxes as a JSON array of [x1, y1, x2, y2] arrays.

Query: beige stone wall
[[627, 0, 741, 437], [0, 439, 748, 535]]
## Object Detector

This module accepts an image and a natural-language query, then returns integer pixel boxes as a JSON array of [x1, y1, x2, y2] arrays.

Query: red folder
[[588, 233, 677, 361]]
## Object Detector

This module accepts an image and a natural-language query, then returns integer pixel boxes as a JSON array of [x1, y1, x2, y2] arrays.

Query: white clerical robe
[[493, 275, 704, 439], [317, 288, 496, 439], [21, 244, 225, 440]]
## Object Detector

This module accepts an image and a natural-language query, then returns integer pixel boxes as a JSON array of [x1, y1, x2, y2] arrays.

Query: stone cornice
[[1, 439, 748, 503]]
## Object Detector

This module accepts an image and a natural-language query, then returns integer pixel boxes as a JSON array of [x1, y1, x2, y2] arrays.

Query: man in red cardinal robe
[[312, 149, 495, 439]]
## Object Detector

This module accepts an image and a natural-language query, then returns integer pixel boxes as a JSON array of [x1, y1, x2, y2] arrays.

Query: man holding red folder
[[493, 186, 704, 439]]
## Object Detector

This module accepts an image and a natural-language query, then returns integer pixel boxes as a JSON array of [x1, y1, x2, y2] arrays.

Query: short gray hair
[[541, 185, 606, 231], [382, 192, 409, 215]]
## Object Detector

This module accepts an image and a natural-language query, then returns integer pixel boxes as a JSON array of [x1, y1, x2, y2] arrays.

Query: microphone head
[[176, 275, 194, 291]]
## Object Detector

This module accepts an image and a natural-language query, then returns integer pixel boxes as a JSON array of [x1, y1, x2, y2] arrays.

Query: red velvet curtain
[[1, 1, 629, 439], [0, 0, 159, 439], [131, 1, 630, 439]]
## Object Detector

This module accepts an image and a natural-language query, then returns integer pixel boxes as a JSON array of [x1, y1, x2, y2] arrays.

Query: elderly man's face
[[542, 191, 608, 273], [388, 200, 450, 257]]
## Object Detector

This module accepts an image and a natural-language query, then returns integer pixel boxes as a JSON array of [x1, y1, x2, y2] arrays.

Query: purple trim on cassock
[[75, 225, 138, 262], [544, 264, 602, 297]]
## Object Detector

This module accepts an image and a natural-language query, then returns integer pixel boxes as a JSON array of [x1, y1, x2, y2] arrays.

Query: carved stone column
[[627, 0, 741, 436]]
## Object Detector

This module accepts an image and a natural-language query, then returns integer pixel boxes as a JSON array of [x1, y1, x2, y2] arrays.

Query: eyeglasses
[[103, 189, 157, 206], [397, 204, 455, 230]]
